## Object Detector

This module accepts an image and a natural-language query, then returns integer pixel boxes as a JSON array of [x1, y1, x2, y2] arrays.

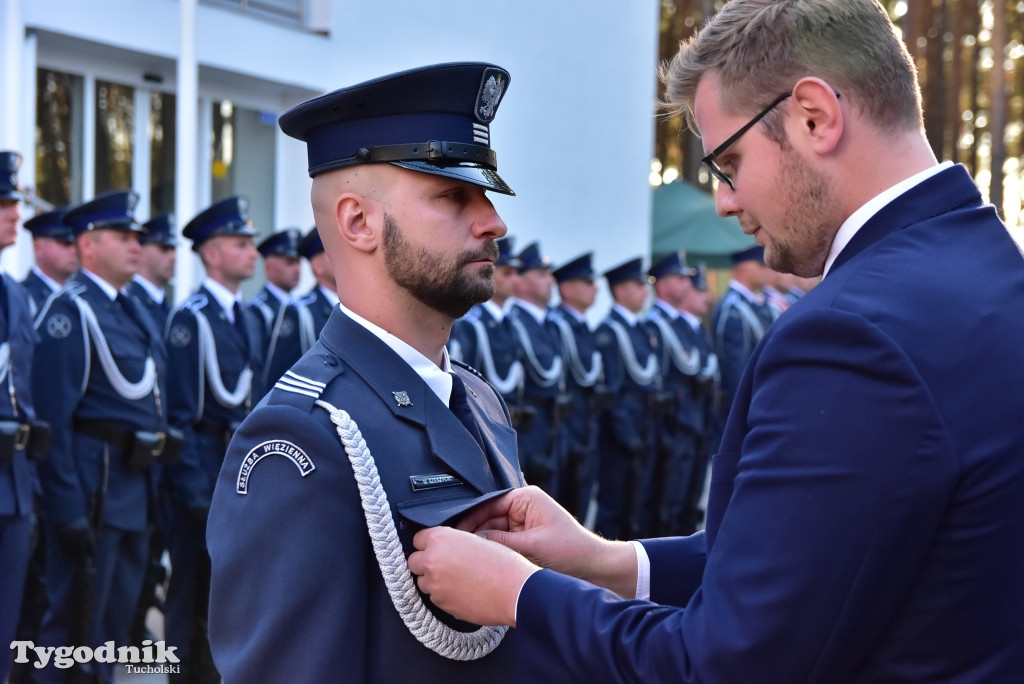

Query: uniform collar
[[481, 299, 505, 321], [728, 279, 763, 305], [678, 309, 702, 330], [653, 298, 679, 319], [265, 281, 292, 304], [612, 302, 639, 326], [337, 301, 454, 405], [318, 285, 339, 306], [32, 266, 63, 293], [514, 299, 548, 324], [132, 274, 165, 304], [203, 277, 242, 320], [80, 268, 119, 301]]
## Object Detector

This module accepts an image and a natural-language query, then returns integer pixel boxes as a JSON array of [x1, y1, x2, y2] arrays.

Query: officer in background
[[508, 241, 565, 494], [125, 213, 177, 330], [710, 245, 774, 452], [593, 257, 660, 540], [207, 61, 525, 682], [0, 151, 46, 683], [32, 189, 170, 684], [645, 252, 702, 536], [248, 227, 302, 366], [448, 235, 524, 422], [548, 252, 602, 524], [123, 212, 178, 645], [163, 196, 261, 683], [677, 263, 718, 534], [261, 226, 339, 392], [21, 207, 78, 315]]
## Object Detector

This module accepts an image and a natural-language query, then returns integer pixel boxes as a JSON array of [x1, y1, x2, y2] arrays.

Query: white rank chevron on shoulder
[[275, 370, 327, 398]]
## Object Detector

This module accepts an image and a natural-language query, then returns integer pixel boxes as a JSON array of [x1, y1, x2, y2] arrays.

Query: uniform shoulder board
[[547, 308, 565, 323], [178, 293, 208, 313], [451, 358, 486, 381], [271, 370, 328, 407], [460, 306, 482, 322], [249, 291, 268, 306], [61, 282, 87, 300], [295, 291, 317, 307]]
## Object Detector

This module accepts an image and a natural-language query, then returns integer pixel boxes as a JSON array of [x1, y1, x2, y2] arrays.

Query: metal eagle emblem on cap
[[476, 69, 507, 123]]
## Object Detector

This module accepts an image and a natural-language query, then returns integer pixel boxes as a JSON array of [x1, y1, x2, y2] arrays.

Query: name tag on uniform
[[409, 473, 463, 491]]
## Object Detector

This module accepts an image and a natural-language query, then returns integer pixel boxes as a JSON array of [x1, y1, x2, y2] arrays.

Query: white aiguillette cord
[[314, 398, 508, 660]]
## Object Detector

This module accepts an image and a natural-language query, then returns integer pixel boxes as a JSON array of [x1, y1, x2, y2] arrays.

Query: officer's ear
[[334, 191, 381, 255]]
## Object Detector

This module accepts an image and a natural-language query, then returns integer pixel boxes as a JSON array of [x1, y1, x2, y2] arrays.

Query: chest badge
[[392, 390, 412, 407]]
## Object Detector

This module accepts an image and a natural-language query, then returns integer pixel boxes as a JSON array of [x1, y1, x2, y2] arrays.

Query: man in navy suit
[[21, 207, 78, 315], [207, 62, 527, 682], [163, 196, 261, 682], [32, 189, 170, 684], [0, 151, 45, 683], [248, 227, 302, 370], [408, 1, 1024, 681]]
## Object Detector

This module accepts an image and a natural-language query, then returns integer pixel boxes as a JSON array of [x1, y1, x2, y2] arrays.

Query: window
[[35, 68, 83, 208]]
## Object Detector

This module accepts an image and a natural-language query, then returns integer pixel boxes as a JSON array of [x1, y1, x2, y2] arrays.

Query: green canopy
[[650, 180, 757, 268]]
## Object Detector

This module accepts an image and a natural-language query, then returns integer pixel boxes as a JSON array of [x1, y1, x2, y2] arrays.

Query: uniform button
[[323, 354, 338, 366]]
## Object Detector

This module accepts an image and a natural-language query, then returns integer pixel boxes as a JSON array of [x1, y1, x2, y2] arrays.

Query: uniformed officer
[[448, 235, 524, 417], [548, 252, 603, 523], [644, 252, 703, 536], [163, 196, 261, 683], [593, 257, 660, 541], [0, 151, 46, 683], [710, 245, 775, 452], [508, 241, 565, 495], [32, 189, 170, 684], [248, 227, 303, 370], [677, 263, 719, 534], [207, 61, 526, 682], [261, 226, 338, 392], [125, 213, 177, 330], [21, 207, 78, 315]]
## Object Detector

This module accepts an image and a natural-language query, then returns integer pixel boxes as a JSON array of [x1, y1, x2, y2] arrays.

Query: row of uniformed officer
[[447, 240, 721, 538]]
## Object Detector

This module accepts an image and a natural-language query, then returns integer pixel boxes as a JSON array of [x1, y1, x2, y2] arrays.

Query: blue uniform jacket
[[32, 273, 167, 530], [449, 304, 522, 402], [511, 165, 1024, 682], [124, 278, 172, 333], [261, 287, 335, 396], [21, 269, 57, 318], [508, 303, 562, 400], [0, 275, 39, 517], [594, 308, 658, 450], [207, 308, 526, 682], [164, 287, 261, 503], [247, 285, 284, 360]]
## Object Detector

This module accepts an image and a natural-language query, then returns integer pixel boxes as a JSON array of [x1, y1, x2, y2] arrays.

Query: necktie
[[233, 302, 250, 356], [117, 292, 146, 334], [449, 373, 486, 453]]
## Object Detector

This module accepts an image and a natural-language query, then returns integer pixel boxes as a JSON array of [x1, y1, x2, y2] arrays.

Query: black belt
[[194, 418, 239, 443], [73, 419, 183, 470]]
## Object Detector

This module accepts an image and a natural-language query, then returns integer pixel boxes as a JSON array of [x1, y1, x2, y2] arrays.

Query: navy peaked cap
[[690, 263, 709, 291], [516, 242, 549, 273], [63, 190, 143, 236], [731, 245, 765, 264], [604, 257, 646, 286], [24, 208, 73, 243], [278, 62, 515, 196], [553, 252, 596, 283], [495, 236, 519, 268], [0, 151, 22, 201], [140, 213, 177, 247], [648, 252, 695, 281], [299, 227, 324, 259], [258, 228, 303, 258], [183, 196, 256, 251]]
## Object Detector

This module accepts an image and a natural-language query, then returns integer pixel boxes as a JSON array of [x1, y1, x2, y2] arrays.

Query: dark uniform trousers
[[32, 274, 167, 684], [164, 287, 260, 682], [593, 309, 659, 541], [0, 275, 41, 683], [207, 309, 527, 682]]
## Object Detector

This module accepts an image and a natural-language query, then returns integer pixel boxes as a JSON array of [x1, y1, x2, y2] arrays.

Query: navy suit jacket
[[513, 165, 1024, 682], [207, 308, 526, 682]]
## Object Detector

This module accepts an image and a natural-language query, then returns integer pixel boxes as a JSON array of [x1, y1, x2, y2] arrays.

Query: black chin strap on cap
[[354, 140, 498, 169]]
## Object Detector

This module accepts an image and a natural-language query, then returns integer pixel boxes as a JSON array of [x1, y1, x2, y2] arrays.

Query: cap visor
[[391, 161, 515, 196]]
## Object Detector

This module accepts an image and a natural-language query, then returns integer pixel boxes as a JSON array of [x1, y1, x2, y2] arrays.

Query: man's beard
[[383, 213, 498, 319], [763, 142, 837, 278]]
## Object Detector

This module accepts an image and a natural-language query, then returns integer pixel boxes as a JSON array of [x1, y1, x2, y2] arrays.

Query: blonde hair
[[661, 0, 922, 137]]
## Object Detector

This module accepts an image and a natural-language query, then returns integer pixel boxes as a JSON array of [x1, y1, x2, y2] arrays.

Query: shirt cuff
[[630, 540, 651, 601]]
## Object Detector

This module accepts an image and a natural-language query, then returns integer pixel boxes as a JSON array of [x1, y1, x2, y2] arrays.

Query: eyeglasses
[[701, 91, 793, 191]]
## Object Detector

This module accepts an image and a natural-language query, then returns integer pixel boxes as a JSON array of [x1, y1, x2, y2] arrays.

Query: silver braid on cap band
[[314, 399, 508, 661]]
